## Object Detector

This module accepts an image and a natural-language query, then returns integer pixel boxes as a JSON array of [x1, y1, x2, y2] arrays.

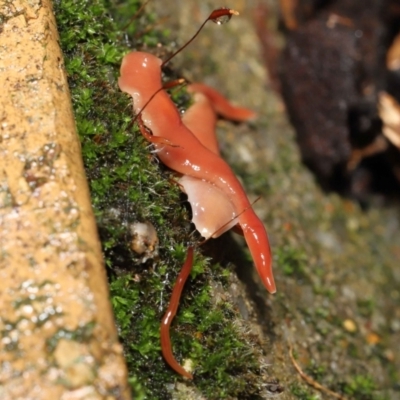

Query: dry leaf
[[379, 91, 400, 149]]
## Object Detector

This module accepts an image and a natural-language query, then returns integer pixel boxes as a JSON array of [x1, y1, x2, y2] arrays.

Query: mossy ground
[[54, 1, 271, 399]]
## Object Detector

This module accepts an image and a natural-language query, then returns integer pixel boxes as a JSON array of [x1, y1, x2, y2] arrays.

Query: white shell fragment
[[130, 221, 159, 262]]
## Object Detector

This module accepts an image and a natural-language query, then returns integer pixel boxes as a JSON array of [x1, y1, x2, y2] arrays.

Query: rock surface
[[150, 1, 400, 399], [0, 1, 130, 398]]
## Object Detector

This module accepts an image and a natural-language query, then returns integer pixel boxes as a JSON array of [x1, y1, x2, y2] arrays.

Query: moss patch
[[54, 0, 270, 398]]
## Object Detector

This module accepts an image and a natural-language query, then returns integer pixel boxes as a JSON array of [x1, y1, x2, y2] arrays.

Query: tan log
[[0, 1, 131, 398]]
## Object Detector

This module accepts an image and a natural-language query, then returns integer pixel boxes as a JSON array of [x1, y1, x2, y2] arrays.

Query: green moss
[[275, 244, 308, 279], [305, 361, 326, 381], [341, 375, 377, 399], [290, 383, 320, 400], [357, 298, 376, 318], [54, 0, 268, 398], [292, 375, 387, 400]]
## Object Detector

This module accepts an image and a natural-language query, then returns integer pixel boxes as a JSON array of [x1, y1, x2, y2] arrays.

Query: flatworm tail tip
[[263, 274, 277, 294], [160, 247, 195, 380]]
